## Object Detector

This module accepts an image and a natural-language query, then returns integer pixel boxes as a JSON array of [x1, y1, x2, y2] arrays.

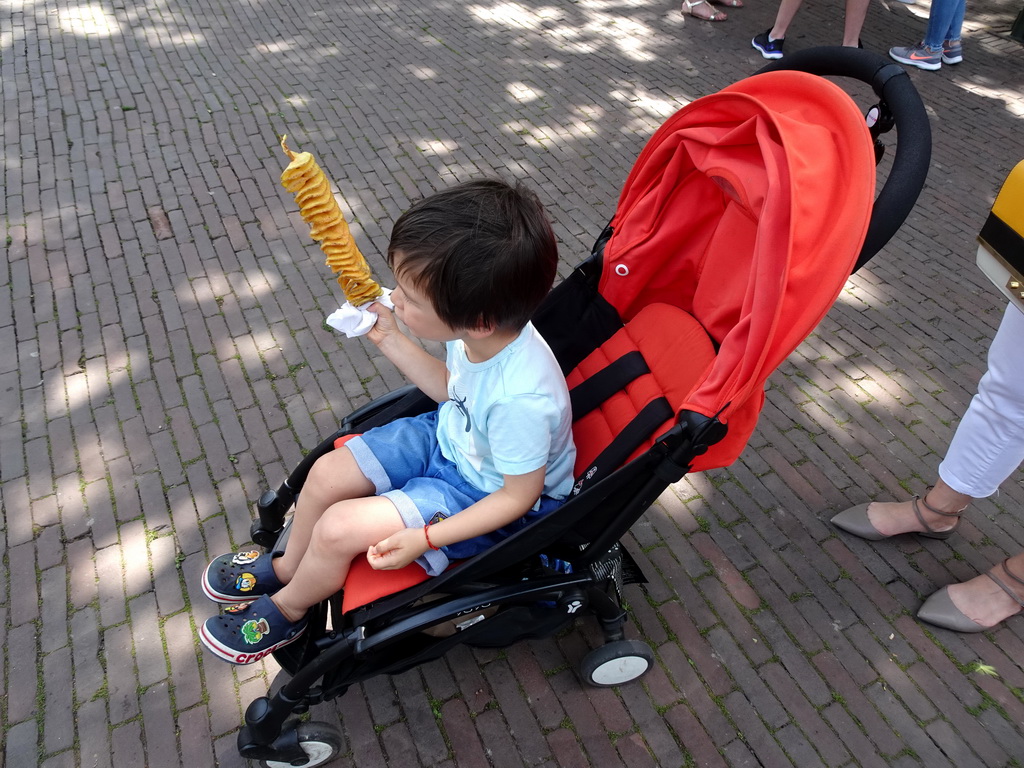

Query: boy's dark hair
[[387, 179, 558, 332]]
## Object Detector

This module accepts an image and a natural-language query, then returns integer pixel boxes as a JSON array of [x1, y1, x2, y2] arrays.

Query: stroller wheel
[[580, 639, 655, 687], [259, 721, 343, 768]]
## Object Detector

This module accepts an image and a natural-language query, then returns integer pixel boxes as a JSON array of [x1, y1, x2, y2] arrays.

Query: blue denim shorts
[[346, 410, 563, 575]]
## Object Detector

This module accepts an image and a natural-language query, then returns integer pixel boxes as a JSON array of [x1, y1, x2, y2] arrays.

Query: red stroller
[[234, 48, 930, 766]]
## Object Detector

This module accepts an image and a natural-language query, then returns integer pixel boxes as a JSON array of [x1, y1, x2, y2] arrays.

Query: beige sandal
[[830, 487, 966, 541], [917, 559, 1024, 633], [681, 0, 728, 21]]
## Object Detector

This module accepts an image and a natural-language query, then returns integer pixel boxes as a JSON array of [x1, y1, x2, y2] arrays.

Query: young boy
[[199, 179, 576, 664]]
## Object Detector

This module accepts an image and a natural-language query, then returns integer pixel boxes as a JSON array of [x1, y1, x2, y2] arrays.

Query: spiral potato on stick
[[279, 136, 383, 306]]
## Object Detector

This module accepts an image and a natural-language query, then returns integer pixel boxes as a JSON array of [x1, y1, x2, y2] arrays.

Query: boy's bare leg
[[271, 496, 406, 623], [842, 0, 870, 46], [273, 447, 376, 583]]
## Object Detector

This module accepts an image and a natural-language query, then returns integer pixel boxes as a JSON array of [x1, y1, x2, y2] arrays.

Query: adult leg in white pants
[[832, 303, 1024, 631]]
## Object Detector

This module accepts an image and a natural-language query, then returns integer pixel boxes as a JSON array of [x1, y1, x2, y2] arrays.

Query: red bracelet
[[423, 523, 440, 551]]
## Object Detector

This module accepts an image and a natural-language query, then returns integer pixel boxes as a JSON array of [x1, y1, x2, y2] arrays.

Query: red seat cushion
[[342, 554, 432, 613], [567, 303, 717, 476]]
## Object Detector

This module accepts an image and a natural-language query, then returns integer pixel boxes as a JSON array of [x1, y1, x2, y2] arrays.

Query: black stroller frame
[[231, 48, 930, 767]]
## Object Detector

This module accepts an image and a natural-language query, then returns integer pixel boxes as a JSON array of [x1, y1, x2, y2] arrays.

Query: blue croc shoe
[[202, 549, 285, 604], [199, 595, 308, 665]]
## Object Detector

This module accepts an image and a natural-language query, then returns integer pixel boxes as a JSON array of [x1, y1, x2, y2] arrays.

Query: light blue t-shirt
[[437, 323, 576, 504]]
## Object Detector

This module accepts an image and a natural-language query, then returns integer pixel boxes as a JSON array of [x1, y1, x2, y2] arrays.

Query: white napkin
[[325, 288, 394, 338]]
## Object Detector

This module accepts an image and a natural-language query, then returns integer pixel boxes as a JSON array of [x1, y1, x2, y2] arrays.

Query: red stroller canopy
[[594, 70, 875, 470]]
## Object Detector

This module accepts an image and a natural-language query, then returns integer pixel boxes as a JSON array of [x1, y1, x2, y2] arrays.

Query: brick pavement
[[3, 0, 1024, 765]]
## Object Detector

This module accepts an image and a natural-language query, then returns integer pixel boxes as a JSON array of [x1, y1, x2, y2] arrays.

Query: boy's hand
[[367, 527, 430, 570], [366, 302, 403, 347]]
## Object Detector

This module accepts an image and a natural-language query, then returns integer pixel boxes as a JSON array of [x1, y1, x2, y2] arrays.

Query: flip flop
[[681, 0, 727, 21]]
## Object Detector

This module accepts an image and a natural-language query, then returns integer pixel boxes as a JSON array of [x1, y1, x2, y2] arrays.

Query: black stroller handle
[[756, 46, 931, 271]]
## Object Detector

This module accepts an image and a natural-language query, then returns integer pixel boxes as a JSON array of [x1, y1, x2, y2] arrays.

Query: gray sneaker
[[942, 39, 963, 64], [889, 43, 941, 71]]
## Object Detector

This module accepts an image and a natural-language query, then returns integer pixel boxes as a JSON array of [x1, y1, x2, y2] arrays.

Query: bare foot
[[271, 592, 309, 624], [863, 499, 956, 536], [865, 480, 969, 537], [272, 556, 294, 585]]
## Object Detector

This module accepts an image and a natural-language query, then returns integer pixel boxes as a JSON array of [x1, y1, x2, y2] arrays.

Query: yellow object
[[977, 159, 1024, 313], [990, 159, 1024, 238], [280, 136, 383, 306]]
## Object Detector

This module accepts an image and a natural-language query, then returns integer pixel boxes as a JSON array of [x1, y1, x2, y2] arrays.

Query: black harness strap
[[572, 397, 674, 496], [569, 351, 650, 421]]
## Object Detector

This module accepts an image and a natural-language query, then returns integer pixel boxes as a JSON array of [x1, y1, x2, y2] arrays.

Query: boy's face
[[391, 255, 459, 342]]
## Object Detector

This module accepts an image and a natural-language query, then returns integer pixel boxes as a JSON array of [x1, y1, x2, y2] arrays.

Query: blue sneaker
[[199, 595, 308, 665], [942, 39, 963, 64], [889, 43, 941, 71], [202, 549, 285, 604], [752, 29, 784, 59]]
